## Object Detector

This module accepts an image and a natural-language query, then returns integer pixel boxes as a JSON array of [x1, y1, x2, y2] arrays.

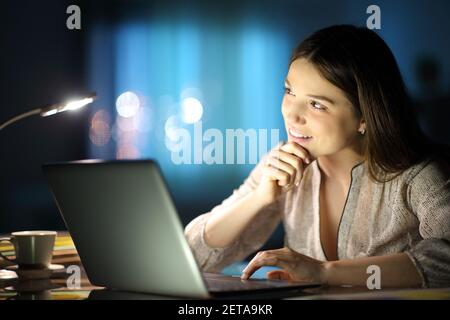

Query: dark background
[[0, 0, 87, 232], [1, 0, 449, 251]]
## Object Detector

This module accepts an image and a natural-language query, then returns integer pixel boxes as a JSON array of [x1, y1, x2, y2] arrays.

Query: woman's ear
[[358, 119, 366, 135]]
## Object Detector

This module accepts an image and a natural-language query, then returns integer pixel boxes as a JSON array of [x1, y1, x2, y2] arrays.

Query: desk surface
[[1, 232, 449, 300]]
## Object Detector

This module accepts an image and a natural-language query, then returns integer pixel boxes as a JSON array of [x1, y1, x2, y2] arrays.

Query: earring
[[360, 129, 365, 135]]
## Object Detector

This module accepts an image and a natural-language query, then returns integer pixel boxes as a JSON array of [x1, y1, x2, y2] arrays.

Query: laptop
[[42, 159, 320, 298]]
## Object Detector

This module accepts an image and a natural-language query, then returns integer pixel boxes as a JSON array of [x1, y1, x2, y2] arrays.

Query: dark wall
[[0, 0, 88, 232]]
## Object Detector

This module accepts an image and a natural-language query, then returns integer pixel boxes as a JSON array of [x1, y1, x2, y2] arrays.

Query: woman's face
[[282, 58, 363, 159]]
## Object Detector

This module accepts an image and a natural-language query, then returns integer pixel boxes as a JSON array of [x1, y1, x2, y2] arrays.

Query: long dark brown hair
[[291, 25, 444, 182]]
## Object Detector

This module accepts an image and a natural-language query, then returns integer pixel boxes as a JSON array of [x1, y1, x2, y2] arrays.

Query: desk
[[1, 232, 449, 300], [0, 231, 101, 300]]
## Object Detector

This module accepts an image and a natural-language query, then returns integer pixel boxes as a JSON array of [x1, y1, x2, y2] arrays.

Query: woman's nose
[[285, 107, 307, 125]]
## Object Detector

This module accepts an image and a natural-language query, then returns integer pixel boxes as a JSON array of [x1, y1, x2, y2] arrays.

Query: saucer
[[6, 264, 65, 280], [4, 279, 62, 293], [0, 269, 18, 280]]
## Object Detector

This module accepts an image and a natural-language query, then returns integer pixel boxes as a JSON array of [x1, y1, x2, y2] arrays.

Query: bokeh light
[[117, 115, 137, 132], [181, 97, 203, 124], [116, 144, 140, 159], [133, 106, 153, 132], [165, 114, 184, 141], [116, 91, 140, 118], [89, 109, 111, 146]]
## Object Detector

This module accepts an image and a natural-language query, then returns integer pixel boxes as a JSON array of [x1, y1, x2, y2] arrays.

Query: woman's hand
[[241, 247, 325, 283], [255, 141, 312, 205]]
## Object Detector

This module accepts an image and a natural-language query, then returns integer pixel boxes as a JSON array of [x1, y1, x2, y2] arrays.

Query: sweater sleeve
[[405, 158, 450, 288], [184, 153, 282, 273]]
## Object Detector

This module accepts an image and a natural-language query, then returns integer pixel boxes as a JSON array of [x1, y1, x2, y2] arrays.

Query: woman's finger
[[266, 156, 296, 184], [278, 151, 304, 186], [263, 164, 290, 186], [270, 150, 304, 186], [266, 270, 294, 281], [280, 142, 311, 164], [241, 252, 289, 280]]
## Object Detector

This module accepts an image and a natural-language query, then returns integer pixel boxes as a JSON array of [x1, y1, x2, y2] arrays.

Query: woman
[[184, 25, 450, 288]]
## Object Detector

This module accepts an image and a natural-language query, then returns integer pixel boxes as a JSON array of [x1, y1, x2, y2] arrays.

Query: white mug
[[0, 231, 56, 269]]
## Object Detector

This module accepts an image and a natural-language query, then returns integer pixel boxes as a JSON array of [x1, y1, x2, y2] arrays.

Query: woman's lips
[[288, 127, 313, 144]]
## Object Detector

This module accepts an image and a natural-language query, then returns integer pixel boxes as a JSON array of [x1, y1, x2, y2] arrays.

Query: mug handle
[[0, 237, 17, 263]]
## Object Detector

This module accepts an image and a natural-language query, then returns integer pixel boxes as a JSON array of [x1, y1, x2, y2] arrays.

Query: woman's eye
[[284, 87, 295, 96], [310, 100, 325, 110]]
